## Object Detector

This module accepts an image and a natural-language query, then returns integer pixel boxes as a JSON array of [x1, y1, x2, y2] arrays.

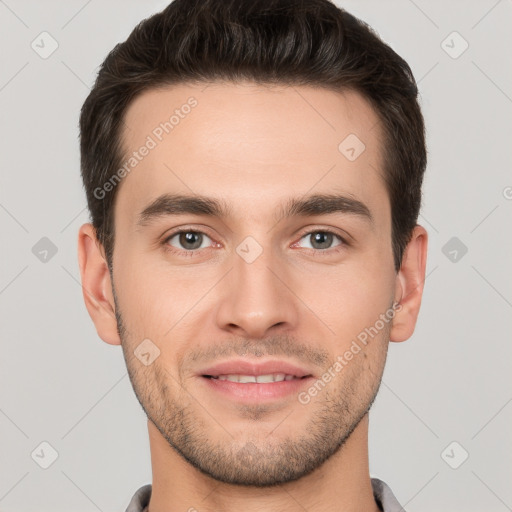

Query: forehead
[[115, 81, 388, 229]]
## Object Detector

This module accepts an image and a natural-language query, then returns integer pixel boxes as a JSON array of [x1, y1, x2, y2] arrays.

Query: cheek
[[113, 253, 173, 341], [312, 263, 394, 334], [115, 258, 213, 349]]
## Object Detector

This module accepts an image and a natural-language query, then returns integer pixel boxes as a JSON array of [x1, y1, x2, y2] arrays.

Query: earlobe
[[389, 225, 428, 343], [77, 223, 122, 346]]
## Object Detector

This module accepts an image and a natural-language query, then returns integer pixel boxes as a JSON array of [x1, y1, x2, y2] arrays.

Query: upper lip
[[199, 359, 314, 378]]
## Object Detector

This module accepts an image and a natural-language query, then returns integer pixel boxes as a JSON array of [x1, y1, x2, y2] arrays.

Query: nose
[[214, 243, 300, 339]]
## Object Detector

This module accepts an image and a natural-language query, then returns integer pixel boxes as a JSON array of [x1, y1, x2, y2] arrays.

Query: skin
[[78, 81, 427, 512]]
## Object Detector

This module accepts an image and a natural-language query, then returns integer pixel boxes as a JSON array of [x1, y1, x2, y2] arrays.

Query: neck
[[146, 414, 380, 512]]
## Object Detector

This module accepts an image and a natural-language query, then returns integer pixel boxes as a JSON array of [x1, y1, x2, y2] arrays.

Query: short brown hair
[[79, 0, 427, 272]]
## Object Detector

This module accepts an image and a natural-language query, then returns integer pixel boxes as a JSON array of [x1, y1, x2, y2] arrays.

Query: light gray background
[[1, 0, 511, 511]]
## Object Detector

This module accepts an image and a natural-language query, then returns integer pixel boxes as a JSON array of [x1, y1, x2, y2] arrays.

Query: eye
[[161, 227, 348, 258], [163, 229, 214, 254], [294, 229, 346, 253]]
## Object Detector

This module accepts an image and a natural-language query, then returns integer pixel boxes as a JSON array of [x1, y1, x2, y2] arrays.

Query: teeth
[[239, 375, 256, 383], [214, 373, 298, 383], [260, 373, 285, 383]]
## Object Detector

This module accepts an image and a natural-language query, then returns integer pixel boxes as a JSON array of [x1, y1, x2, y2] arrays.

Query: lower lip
[[200, 376, 314, 401]]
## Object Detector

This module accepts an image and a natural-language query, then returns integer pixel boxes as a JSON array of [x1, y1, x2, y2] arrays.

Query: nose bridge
[[215, 235, 298, 336]]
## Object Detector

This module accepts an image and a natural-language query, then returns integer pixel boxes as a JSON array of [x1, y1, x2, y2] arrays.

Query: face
[[106, 82, 401, 486]]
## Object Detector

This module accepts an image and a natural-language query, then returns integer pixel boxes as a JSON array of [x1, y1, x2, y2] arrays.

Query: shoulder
[[125, 483, 152, 512], [371, 477, 406, 512]]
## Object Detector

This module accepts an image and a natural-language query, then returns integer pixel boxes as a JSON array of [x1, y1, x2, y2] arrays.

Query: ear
[[389, 225, 428, 342], [77, 223, 121, 345]]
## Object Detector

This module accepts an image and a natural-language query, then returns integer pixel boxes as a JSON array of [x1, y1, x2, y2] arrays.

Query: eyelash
[[161, 227, 349, 258]]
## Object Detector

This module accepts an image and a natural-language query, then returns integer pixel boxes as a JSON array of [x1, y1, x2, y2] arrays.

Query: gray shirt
[[125, 477, 406, 511]]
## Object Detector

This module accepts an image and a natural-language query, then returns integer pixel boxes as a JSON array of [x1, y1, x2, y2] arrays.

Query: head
[[78, 0, 428, 487]]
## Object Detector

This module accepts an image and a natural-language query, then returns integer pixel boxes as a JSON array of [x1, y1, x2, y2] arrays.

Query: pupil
[[181, 232, 202, 250], [313, 232, 331, 249]]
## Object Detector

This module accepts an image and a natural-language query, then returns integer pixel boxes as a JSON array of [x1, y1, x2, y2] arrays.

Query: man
[[77, 0, 428, 510]]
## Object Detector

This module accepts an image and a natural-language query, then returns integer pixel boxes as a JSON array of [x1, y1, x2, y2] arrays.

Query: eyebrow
[[136, 192, 374, 228]]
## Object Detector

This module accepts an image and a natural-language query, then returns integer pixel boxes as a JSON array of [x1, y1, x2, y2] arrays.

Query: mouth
[[197, 359, 315, 401], [202, 373, 311, 383], [198, 358, 314, 380]]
